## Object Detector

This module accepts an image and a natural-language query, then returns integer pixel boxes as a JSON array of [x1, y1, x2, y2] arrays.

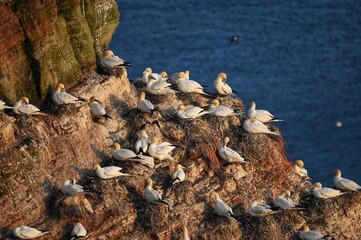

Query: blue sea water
[[110, 0, 361, 186]]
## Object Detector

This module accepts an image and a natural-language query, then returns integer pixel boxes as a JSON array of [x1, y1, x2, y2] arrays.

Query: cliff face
[[0, 71, 360, 239], [0, 0, 119, 103]]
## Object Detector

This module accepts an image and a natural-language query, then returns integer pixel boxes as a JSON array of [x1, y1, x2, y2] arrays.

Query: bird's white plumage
[[248, 199, 279, 216], [243, 118, 279, 135], [211, 193, 237, 222], [94, 165, 129, 179], [334, 170, 361, 191], [144, 179, 168, 204], [146, 77, 175, 95], [52, 91, 80, 105], [312, 182, 346, 199], [176, 72, 207, 94], [61, 179, 84, 196], [299, 226, 325, 240], [13, 98, 42, 115], [89, 100, 106, 116], [177, 105, 209, 119], [112, 148, 138, 160], [247, 102, 282, 123], [148, 139, 176, 161], [135, 131, 149, 154], [213, 73, 233, 95], [137, 92, 154, 113], [13, 226, 50, 239], [172, 165, 186, 185], [71, 222, 87, 238], [100, 51, 130, 69], [218, 137, 246, 164]]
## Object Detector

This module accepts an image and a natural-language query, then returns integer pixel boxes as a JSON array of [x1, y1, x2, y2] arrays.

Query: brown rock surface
[[0, 70, 360, 239]]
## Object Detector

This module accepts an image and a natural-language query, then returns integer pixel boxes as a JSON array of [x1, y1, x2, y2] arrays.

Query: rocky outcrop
[[0, 0, 119, 103], [0, 70, 360, 239]]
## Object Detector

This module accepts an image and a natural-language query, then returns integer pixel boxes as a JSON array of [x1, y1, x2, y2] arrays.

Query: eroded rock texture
[[0, 0, 119, 103], [0, 70, 360, 239]]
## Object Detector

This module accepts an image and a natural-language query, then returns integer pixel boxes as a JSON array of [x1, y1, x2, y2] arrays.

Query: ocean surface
[[110, 0, 361, 186]]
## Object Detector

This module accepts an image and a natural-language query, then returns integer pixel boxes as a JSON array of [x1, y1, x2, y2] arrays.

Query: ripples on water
[[110, 0, 361, 185]]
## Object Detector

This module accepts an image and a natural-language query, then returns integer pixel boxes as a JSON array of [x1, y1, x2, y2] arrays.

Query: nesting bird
[[61, 179, 84, 196], [333, 169, 360, 191], [100, 50, 131, 70], [172, 164, 186, 185], [144, 178, 169, 205], [218, 136, 247, 164], [213, 72, 233, 95], [248, 199, 280, 216], [294, 160, 313, 179], [13, 97, 45, 115], [299, 225, 326, 240], [146, 74, 175, 94], [137, 92, 155, 113], [210, 192, 237, 222], [176, 72, 208, 95], [89, 96, 112, 119], [13, 225, 50, 239], [0, 100, 12, 110], [94, 164, 130, 179], [52, 83, 84, 105], [176, 104, 210, 119], [242, 117, 280, 135], [273, 190, 305, 210], [135, 130, 149, 154], [208, 99, 243, 117], [247, 101, 282, 123], [311, 182, 346, 199], [141, 67, 152, 84], [111, 142, 139, 161], [70, 222, 87, 240], [148, 137, 176, 162]]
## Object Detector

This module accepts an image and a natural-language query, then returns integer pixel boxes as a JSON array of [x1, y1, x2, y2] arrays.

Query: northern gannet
[[52, 83, 83, 105], [247, 101, 282, 123], [311, 182, 346, 199], [144, 178, 169, 205], [111, 143, 139, 161], [172, 164, 186, 185], [299, 225, 326, 240], [100, 50, 131, 70], [177, 105, 210, 119], [135, 130, 149, 154], [248, 199, 280, 216], [242, 117, 280, 135], [169, 70, 190, 84], [94, 164, 130, 179], [218, 136, 246, 164], [182, 225, 190, 240], [273, 190, 305, 210], [89, 96, 111, 119], [334, 169, 361, 191], [208, 99, 242, 117], [211, 192, 237, 222], [146, 75, 175, 95], [13, 97, 46, 115], [294, 160, 313, 179], [137, 91, 155, 113], [61, 179, 84, 196], [176, 72, 208, 95], [141, 67, 152, 84], [13, 225, 50, 239], [213, 72, 233, 95], [148, 137, 176, 162]]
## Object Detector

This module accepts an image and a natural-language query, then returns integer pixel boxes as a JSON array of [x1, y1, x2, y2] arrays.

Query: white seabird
[[218, 136, 247, 164], [294, 160, 313, 179], [144, 178, 169, 205], [208, 99, 243, 117], [176, 72, 208, 95], [52, 83, 83, 105], [311, 182, 346, 199], [334, 169, 361, 192], [247, 101, 282, 123], [169, 70, 190, 84], [141, 67, 152, 84], [299, 225, 326, 240], [137, 91, 155, 113], [13, 225, 50, 239], [248, 199, 280, 216], [182, 225, 190, 240], [148, 137, 176, 162], [135, 129, 149, 154], [111, 143, 139, 161], [61, 179, 84, 196], [94, 164, 130, 179], [71, 222, 87, 240], [211, 192, 237, 222], [13, 97, 46, 115], [0, 100, 13, 110], [100, 50, 131, 70], [89, 96, 111, 119], [242, 117, 280, 135], [273, 190, 305, 210], [146, 75, 175, 95], [177, 104, 210, 119], [213, 72, 233, 95], [172, 164, 186, 185]]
